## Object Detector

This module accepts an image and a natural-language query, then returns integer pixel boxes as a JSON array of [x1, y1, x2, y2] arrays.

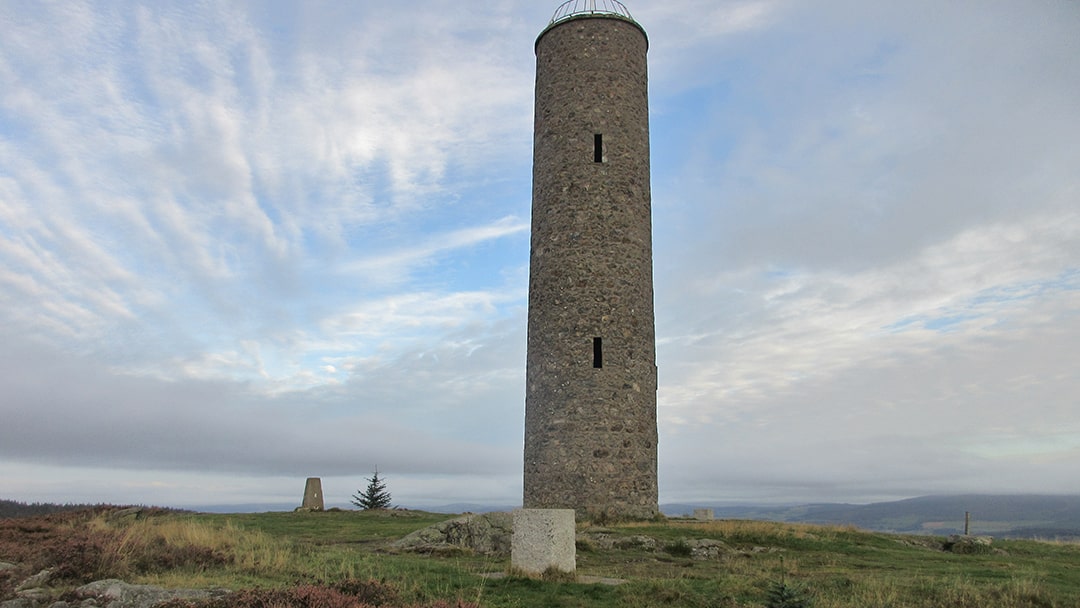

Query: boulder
[[74, 579, 228, 608], [687, 538, 730, 560], [392, 512, 513, 556], [944, 534, 995, 555], [578, 533, 729, 560], [13, 589, 49, 603], [577, 532, 658, 551], [617, 535, 658, 551], [15, 570, 54, 593], [3, 578, 228, 608]]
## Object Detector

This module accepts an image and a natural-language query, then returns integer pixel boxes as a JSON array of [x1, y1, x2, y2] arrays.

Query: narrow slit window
[[593, 134, 604, 163], [593, 337, 603, 368]]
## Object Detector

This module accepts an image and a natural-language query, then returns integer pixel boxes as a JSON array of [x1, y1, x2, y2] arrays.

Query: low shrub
[[331, 578, 400, 606]]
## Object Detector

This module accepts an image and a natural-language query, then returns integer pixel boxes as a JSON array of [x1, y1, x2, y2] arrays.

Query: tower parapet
[[538, 1, 647, 49], [549, 0, 636, 24]]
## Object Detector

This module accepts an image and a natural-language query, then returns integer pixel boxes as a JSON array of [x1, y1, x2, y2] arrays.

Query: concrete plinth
[[511, 509, 576, 576], [693, 508, 714, 521], [302, 477, 324, 511]]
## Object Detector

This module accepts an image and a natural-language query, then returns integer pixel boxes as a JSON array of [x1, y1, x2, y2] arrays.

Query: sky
[[1, 0, 1078, 511]]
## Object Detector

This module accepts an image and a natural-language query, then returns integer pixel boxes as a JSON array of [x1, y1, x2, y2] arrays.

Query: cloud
[[649, 0, 1080, 503], [659, 300, 1080, 503], [658, 0, 1080, 270], [657, 210, 1079, 442], [0, 329, 520, 479]]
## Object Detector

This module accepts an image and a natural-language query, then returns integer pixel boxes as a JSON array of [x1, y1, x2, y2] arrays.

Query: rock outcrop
[[1, 572, 227, 608], [944, 534, 996, 555], [391, 512, 513, 556]]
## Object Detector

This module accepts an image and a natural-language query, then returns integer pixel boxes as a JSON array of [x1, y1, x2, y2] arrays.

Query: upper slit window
[[593, 134, 604, 163], [593, 337, 603, 368]]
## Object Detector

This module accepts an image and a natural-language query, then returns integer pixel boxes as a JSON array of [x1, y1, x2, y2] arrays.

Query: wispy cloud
[[340, 216, 528, 283]]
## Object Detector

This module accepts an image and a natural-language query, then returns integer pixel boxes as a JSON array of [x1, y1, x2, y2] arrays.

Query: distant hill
[[663, 495, 1080, 539], [182, 503, 303, 513]]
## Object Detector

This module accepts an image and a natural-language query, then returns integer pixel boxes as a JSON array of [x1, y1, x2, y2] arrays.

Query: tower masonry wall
[[524, 15, 657, 520]]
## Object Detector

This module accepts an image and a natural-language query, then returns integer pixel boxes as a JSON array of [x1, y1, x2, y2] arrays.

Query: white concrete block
[[511, 508, 576, 576]]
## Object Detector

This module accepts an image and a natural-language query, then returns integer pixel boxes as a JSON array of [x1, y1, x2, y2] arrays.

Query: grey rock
[[686, 539, 730, 560], [14, 589, 50, 602], [0, 598, 38, 608], [16, 570, 54, 592], [392, 512, 513, 556], [74, 579, 228, 608], [578, 532, 615, 550], [0, 562, 18, 571], [577, 532, 661, 552], [580, 533, 729, 559], [618, 535, 657, 551], [944, 534, 995, 555]]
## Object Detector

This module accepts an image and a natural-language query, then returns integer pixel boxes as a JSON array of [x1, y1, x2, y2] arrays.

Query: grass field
[[2, 507, 1079, 607]]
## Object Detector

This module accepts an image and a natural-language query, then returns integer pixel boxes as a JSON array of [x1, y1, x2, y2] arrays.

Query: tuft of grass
[[665, 539, 693, 557]]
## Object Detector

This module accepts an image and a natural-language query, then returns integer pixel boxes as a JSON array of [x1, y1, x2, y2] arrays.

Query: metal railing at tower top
[[549, 0, 636, 24]]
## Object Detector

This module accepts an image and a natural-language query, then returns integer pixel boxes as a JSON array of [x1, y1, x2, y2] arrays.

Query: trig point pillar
[[524, 0, 658, 520], [301, 477, 324, 511]]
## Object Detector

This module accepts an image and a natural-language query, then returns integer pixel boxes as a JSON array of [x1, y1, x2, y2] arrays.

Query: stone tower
[[523, 0, 657, 520]]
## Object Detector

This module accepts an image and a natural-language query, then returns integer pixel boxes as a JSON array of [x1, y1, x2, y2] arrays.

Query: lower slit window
[[593, 337, 603, 368], [594, 134, 604, 163]]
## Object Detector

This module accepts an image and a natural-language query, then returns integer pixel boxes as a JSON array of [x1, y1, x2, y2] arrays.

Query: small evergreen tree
[[351, 470, 392, 510], [765, 580, 812, 608], [765, 557, 813, 608]]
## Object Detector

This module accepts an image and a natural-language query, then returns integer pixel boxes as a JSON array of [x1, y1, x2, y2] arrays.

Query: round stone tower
[[524, 0, 657, 520]]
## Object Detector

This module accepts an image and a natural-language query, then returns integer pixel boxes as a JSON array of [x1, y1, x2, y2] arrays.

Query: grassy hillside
[[2, 506, 1079, 607]]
